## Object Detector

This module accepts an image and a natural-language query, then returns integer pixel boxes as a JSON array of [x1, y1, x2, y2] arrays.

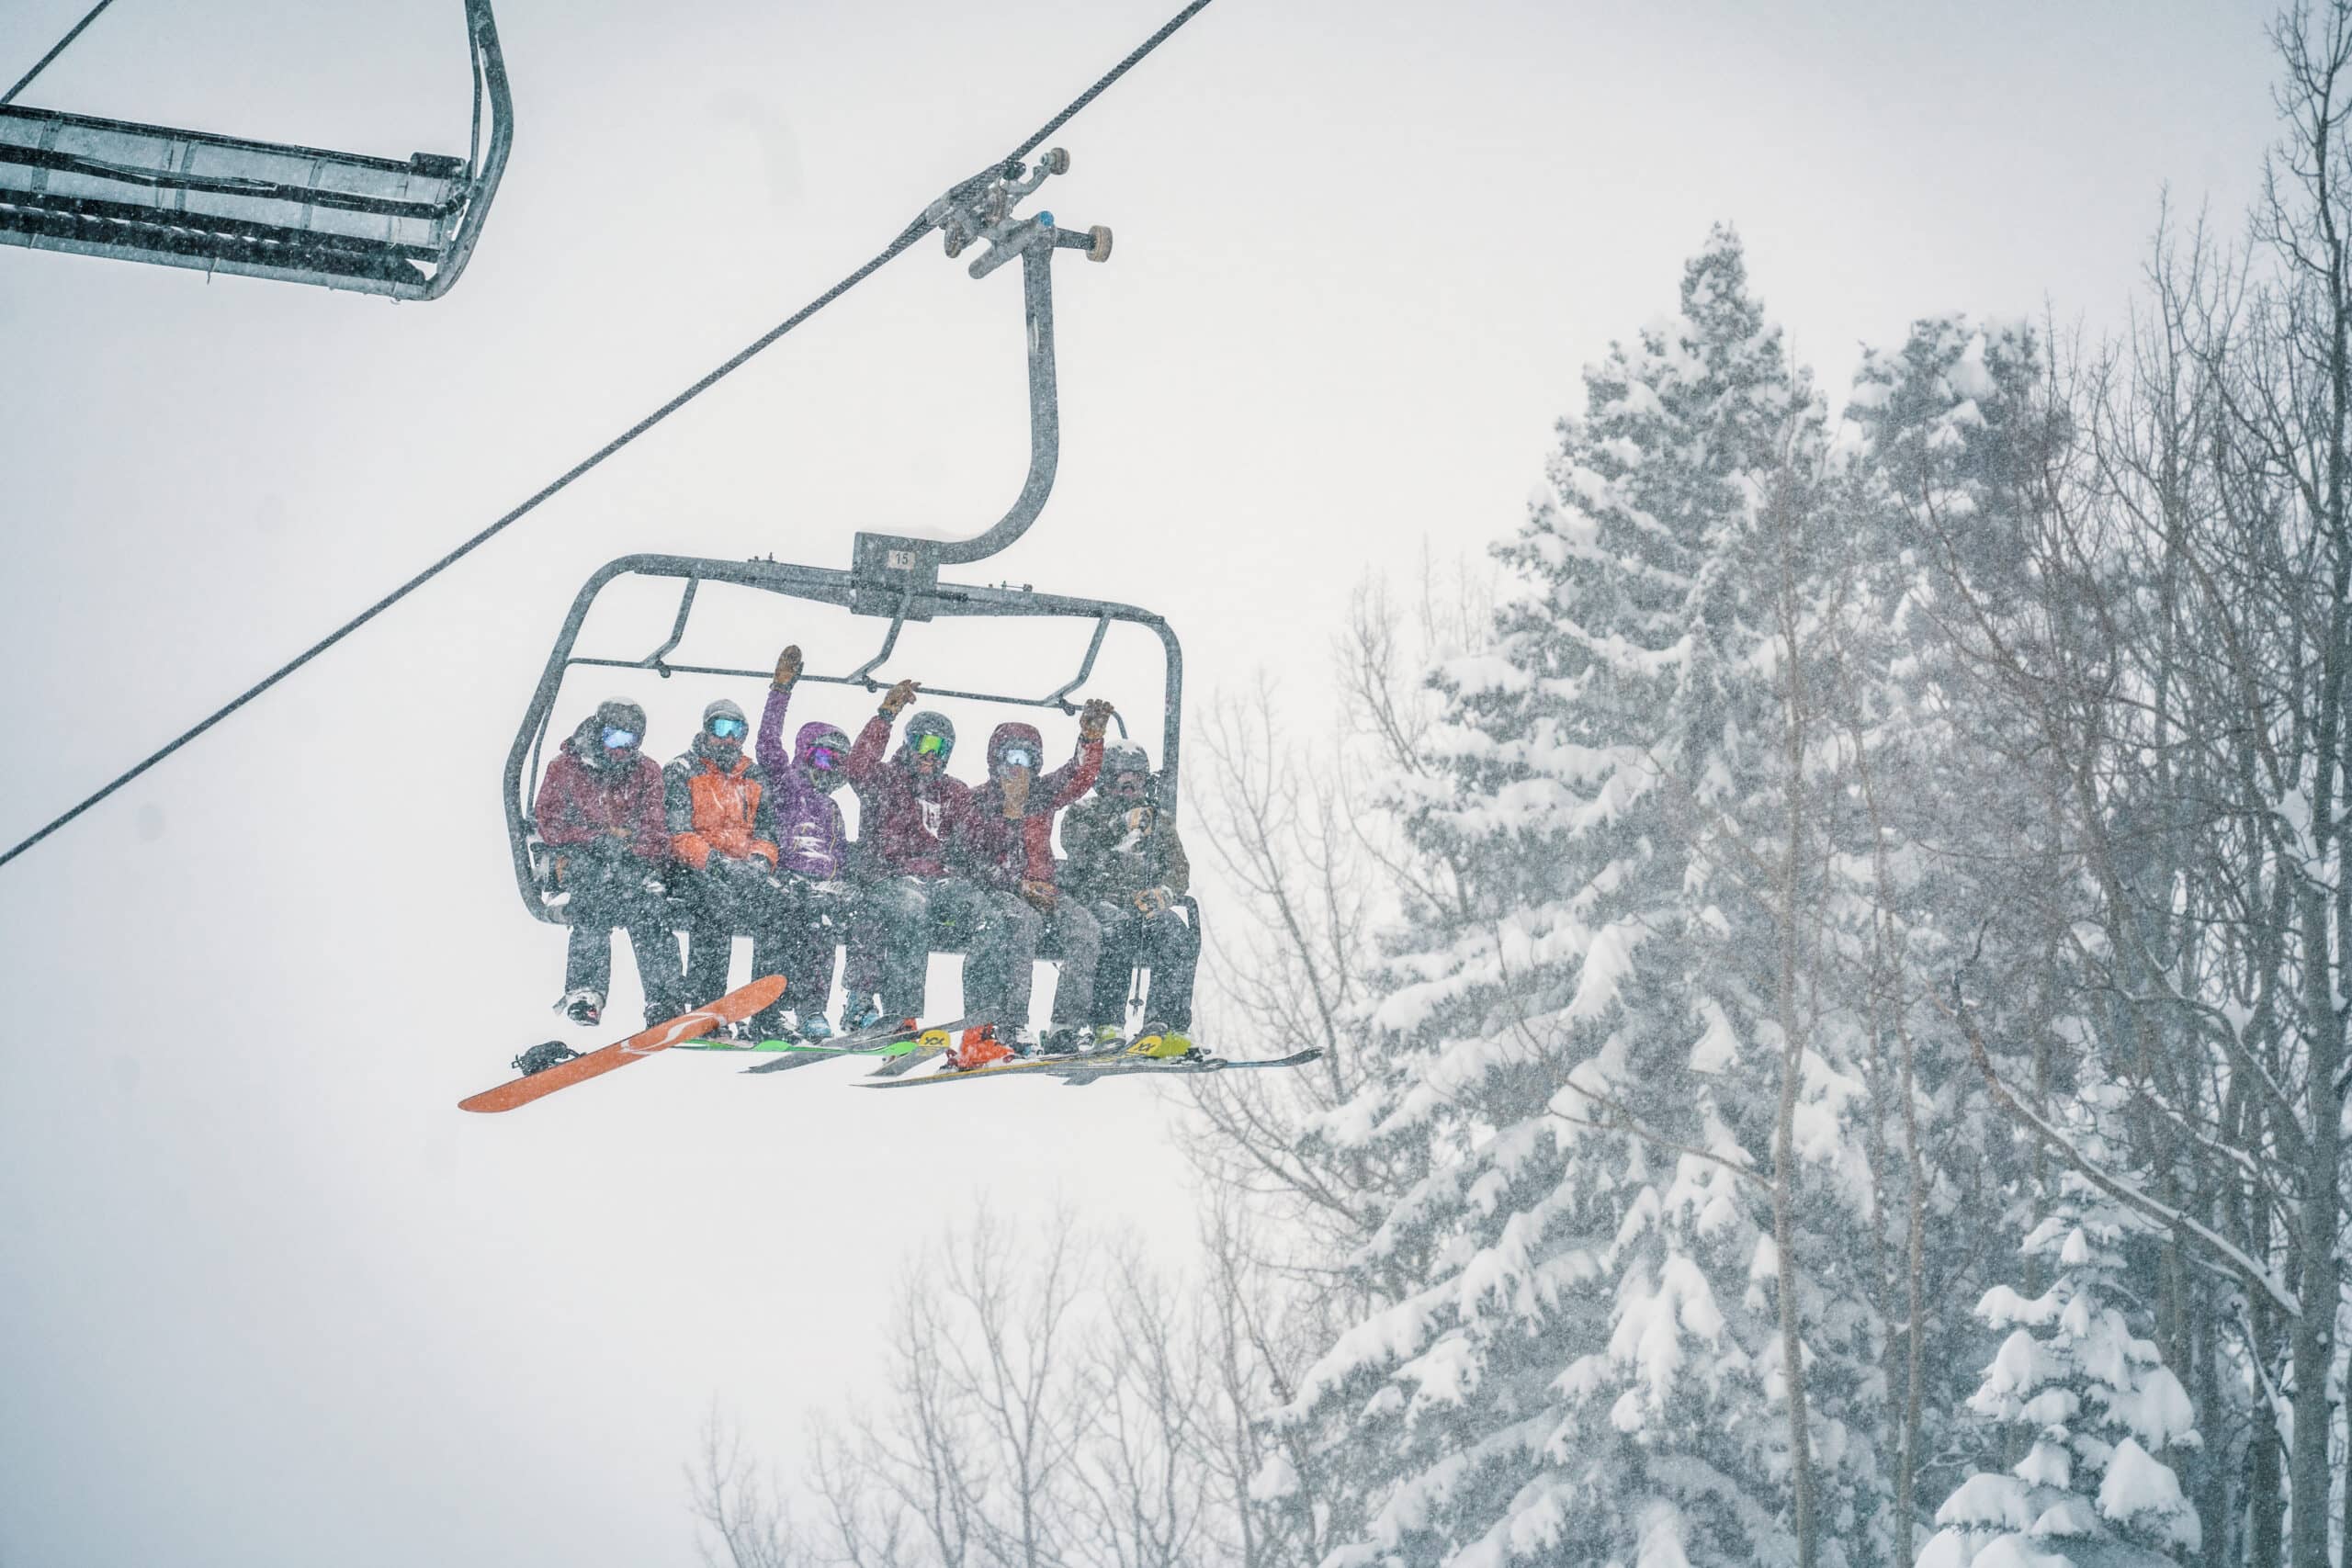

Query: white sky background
[[0, 1, 2279, 1562]]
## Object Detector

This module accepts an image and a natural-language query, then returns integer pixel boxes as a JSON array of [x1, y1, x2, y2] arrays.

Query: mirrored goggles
[[707, 716, 749, 740], [914, 732, 950, 757], [1000, 747, 1036, 771], [808, 746, 842, 771], [600, 726, 639, 750]]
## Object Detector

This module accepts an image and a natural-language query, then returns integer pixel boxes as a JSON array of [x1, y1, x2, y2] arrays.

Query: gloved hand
[[1133, 885, 1173, 917], [1021, 877, 1058, 911], [1078, 698, 1114, 741], [773, 644, 803, 688], [880, 678, 921, 717]]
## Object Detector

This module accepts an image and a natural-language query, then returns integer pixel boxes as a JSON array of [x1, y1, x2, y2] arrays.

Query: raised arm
[[846, 678, 921, 784], [1046, 698, 1114, 808], [756, 645, 800, 782]]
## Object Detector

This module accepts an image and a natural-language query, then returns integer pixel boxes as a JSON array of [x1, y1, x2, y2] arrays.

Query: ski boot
[[846, 995, 886, 1033], [514, 1040, 582, 1077], [556, 988, 604, 1028], [797, 1014, 837, 1043], [1004, 1026, 1041, 1058], [1126, 1023, 1196, 1060], [1088, 1024, 1127, 1055], [1038, 1025, 1089, 1056], [951, 1024, 1016, 1071]]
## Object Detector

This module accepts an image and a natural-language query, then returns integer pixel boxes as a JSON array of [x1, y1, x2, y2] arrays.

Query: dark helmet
[[697, 697, 751, 761], [1102, 741, 1149, 780], [903, 710, 956, 767]]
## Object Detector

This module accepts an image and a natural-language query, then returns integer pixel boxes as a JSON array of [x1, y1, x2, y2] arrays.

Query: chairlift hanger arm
[[853, 155, 1112, 604]]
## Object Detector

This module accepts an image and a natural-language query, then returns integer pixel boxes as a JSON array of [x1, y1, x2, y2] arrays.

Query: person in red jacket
[[532, 698, 686, 1027], [664, 697, 793, 1039], [840, 680, 1001, 1024], [951, 710, 1109, 1052]]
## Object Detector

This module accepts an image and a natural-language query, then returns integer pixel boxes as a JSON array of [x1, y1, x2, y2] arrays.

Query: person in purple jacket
[[756, 645, 857, 1037], [533, 698, 687, 1027]]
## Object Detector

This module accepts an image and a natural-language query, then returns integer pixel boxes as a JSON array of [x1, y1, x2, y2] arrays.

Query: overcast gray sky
[[0, 1, 2280, 1563]]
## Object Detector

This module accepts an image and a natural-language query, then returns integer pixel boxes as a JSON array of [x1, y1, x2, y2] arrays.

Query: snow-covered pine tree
[[1918, 1163, 2200, 1568], [1836, 314, 2083, 1554], [1271, 228, 1885, 1567]]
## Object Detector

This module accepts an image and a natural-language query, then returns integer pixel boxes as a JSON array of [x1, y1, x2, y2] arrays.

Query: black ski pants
[[1089, 898, 1198, 1031], [558, 848, 685, 1019], [844, 874, 1001, 1021], [770, 876, 851, 1022], [981, 893, 1101, 1029], [677, 859, 796, 1033]]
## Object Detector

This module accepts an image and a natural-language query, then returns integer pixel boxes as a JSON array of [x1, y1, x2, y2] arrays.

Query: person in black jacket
[[1058, 742, 1198, 1055]]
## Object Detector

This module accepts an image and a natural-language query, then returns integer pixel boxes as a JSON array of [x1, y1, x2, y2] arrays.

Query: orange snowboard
[[459, 975, 786, 1113]]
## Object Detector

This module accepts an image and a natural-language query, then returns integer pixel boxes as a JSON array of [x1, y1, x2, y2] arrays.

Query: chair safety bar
[[0, 0, 512, 299], [504, 554, 1182, 927]]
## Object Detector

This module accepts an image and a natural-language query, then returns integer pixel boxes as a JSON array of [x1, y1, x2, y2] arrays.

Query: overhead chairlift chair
[[503, 151, 1181, 980], [0, 0, 512, 299]]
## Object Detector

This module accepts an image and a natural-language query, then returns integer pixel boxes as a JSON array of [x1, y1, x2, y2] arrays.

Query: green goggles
[[914, 732, 950, 757]]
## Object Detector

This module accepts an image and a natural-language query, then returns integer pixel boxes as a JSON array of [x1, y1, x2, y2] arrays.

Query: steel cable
[[0, 0, 1217, 872], [2, 0, 119, 107]]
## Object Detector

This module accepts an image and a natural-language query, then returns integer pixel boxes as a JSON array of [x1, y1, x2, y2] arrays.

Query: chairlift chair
[[503, 151, 1179, 930], [0, 0, 512, 299]]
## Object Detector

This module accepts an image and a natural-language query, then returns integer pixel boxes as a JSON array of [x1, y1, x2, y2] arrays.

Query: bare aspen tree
[[690, 1405, 815, 1568]]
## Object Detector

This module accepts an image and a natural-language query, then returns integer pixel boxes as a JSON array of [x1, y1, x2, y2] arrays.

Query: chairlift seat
[[0, 106, 476, 294], [0, 0, 510, 299]]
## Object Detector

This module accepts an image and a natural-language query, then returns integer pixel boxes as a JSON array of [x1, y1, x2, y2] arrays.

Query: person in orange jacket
[[663, 697, 793, 1038]]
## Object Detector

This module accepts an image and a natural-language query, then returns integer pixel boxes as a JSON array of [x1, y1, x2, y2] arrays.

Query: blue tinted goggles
[[707, 716, 749, 740], [601, 726, 639, 750], [1000, 747, 1036, 770]]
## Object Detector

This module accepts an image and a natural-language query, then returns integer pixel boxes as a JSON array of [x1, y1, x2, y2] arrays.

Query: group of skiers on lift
[[531, 642, 1197, 1064]]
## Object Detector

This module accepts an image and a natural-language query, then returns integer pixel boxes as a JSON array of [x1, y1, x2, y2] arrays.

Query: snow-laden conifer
[[1917, 1167, 2199, 1568], [1274, 229, 1885, 1567]]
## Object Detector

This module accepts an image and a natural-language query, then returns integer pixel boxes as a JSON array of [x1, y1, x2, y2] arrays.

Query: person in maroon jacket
[[532, 698, 686, 1027], [840, 679, 1000, 1023], [951, 712, 1109, 1052]]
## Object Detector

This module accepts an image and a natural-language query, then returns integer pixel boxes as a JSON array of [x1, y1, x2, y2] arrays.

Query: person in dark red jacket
[[533, 698, 686, 1027], [664, 697, 794, 1039], [840, 679, 1000, 1023], [950, 710, 1109, 1051]]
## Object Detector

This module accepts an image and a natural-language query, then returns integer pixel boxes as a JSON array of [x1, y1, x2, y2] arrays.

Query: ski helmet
[[1102, 741, 1149, 780], [696, 698, 748, 753], [904, 711, 956, 766], [583, 698, 648, 762]]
